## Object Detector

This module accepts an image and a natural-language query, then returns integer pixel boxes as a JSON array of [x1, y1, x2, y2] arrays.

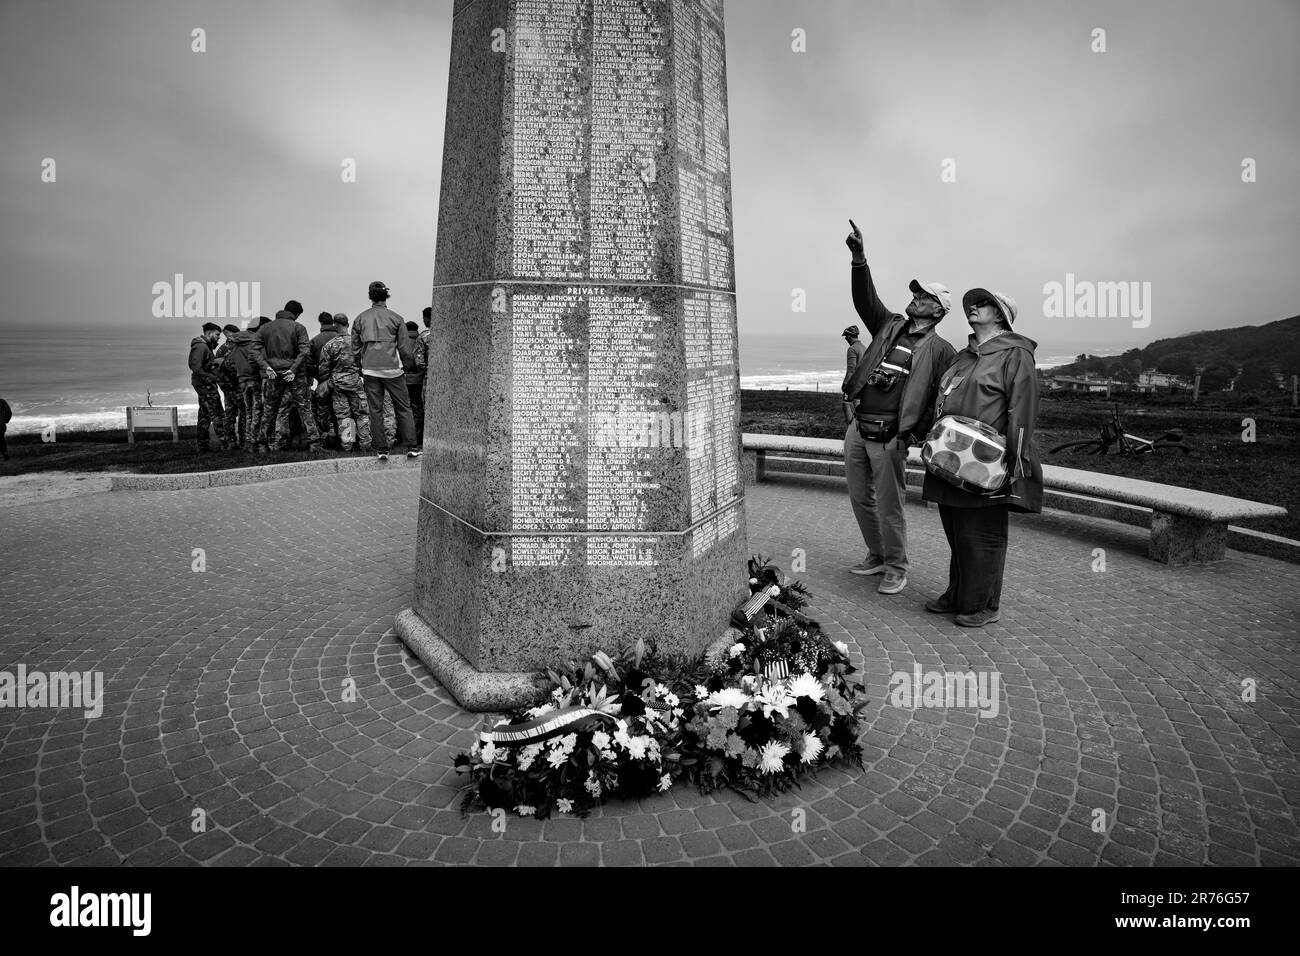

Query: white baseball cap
[[909, 279, 952, 315]]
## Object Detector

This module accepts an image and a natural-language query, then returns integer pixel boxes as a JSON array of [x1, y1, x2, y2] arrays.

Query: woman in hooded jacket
[[923, 289, 1043, 627]]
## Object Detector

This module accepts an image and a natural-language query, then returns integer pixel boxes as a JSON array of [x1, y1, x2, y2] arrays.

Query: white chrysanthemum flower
[[758, 741, 790, 774], [547, 748, 569, 769], [663, 691, 680, 708], [833, 640, 849, 656], [627, 736, 649, 760], [653, 683, 671, 699], [658, 773, 672, 792], [749, 577, 759, 585], [591, 730, 611, 751], [706, 687, 750, 711], [694, 684, 709, 699], [728, 642, 746, 659], [469, 741, 481, 758], [800, 732, 824, 764], [788, 672, 825, 703], [527, 703, 555, 718], [516, 804, 536, 817], [584, 775, 602, 797], [768, 584, 781, 597], [556, 798, 573, 814], [516, 743, 542, 770], [479, 741, 497, 764]]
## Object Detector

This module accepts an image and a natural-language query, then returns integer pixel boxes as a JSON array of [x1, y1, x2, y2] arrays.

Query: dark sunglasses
[[969, 297, 994, 311]]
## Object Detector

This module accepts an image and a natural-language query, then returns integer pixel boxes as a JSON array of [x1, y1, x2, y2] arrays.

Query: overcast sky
[[1, 0, 1297, 356]]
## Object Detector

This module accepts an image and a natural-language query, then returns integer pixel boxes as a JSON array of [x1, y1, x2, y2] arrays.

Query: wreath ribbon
[[484, 707, 618, 746]]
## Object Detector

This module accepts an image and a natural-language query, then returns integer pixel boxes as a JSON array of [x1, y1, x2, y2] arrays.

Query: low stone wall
[[110, 455, 421, 491], [754, 452, 1300, 564]]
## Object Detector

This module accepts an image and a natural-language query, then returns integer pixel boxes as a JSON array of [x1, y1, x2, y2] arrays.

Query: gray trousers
[[844, 421, 909, 575]]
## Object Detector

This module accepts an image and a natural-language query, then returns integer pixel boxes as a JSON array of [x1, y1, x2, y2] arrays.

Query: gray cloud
[[1, 0, 1296, 360]]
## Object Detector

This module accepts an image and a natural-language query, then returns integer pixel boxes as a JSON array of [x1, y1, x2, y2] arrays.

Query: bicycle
[[1049, 404, 1191, 456]]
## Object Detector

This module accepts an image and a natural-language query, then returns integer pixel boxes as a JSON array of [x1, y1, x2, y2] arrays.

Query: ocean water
[[0, 325, 1106, 435]]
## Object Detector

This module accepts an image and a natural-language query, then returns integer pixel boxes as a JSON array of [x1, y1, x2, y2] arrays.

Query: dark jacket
[[308, 328, 338, 381], [229, 329, 269, 386], [845, 261, 958, 443], [351, 304, 414, 376], [922, 331, 1043, 513], [213, 340, 240, 388], [188, 336, 219, 387], [258, 315, 311, 374]]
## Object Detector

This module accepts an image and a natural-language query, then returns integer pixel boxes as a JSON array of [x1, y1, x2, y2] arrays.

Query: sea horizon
[[0, 325, 1122, 435]]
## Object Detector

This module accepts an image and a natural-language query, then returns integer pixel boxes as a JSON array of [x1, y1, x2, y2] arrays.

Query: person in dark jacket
[[213, 324, 245, 447], [309, 312, 339, 447], [841, 325, 867, 395], [414, 307, 433, 444], [923, 288, 1043, 627], [404, 319, 426, 444], [842, 218, 958, 595], [258, 309, 320, 453], [228, 322, 270, 453], [189, 322, 231, 451]]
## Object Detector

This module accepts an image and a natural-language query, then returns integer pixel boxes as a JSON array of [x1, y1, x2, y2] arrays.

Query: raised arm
[[845, 219, 893, 337]]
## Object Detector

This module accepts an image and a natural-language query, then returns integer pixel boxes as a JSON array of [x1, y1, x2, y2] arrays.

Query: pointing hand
[[845, 218, 865, 263]]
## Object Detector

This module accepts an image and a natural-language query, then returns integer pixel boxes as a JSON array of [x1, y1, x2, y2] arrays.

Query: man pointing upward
[[841, 218, 956, 596]]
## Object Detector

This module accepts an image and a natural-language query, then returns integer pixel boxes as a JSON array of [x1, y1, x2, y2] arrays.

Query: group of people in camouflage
[[188, 281, 430, 460]]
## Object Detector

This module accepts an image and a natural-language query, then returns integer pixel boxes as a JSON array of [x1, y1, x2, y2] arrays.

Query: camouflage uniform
[[382, 392, 396, 445], [317, 332, 399, 449], [188, 335, 231, 450], [267, 376, 319, 451], [413, 327, 432, 442], [257, 312, 320, 451], [213, 340, 244, 446], [308, 326, 339, 445], [229, 329, 269, 449], [318, 333, 371, 451]]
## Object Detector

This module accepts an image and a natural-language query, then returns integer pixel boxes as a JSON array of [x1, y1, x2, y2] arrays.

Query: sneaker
[[924, 595, 957, 614], [849, 556, 886, 576], [376, 451, 390, 461], [878, 572, 907, 595], [954, 608, 1002, 628], [406, 448, 422, 459]]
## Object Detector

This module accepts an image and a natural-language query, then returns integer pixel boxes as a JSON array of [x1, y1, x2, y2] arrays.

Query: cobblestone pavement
[[0, 470, 1296, 866]]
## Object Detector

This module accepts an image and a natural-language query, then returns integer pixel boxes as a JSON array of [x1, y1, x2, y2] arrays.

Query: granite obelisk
[[396, 0, 747, 709]]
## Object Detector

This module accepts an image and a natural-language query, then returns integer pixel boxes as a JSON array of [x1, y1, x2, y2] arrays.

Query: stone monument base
[[395, 607, 744, 713]]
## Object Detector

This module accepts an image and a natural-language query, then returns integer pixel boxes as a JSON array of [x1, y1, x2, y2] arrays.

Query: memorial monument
[[395, 0, 748, 710]]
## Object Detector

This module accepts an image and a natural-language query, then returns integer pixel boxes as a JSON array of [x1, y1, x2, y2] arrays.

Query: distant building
[[1135, 370, 1191, 392], [1049, 374, 1127, 394]]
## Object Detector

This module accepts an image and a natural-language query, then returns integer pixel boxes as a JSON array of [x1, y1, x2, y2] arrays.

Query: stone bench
[[741, 432, 1288, 565]]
